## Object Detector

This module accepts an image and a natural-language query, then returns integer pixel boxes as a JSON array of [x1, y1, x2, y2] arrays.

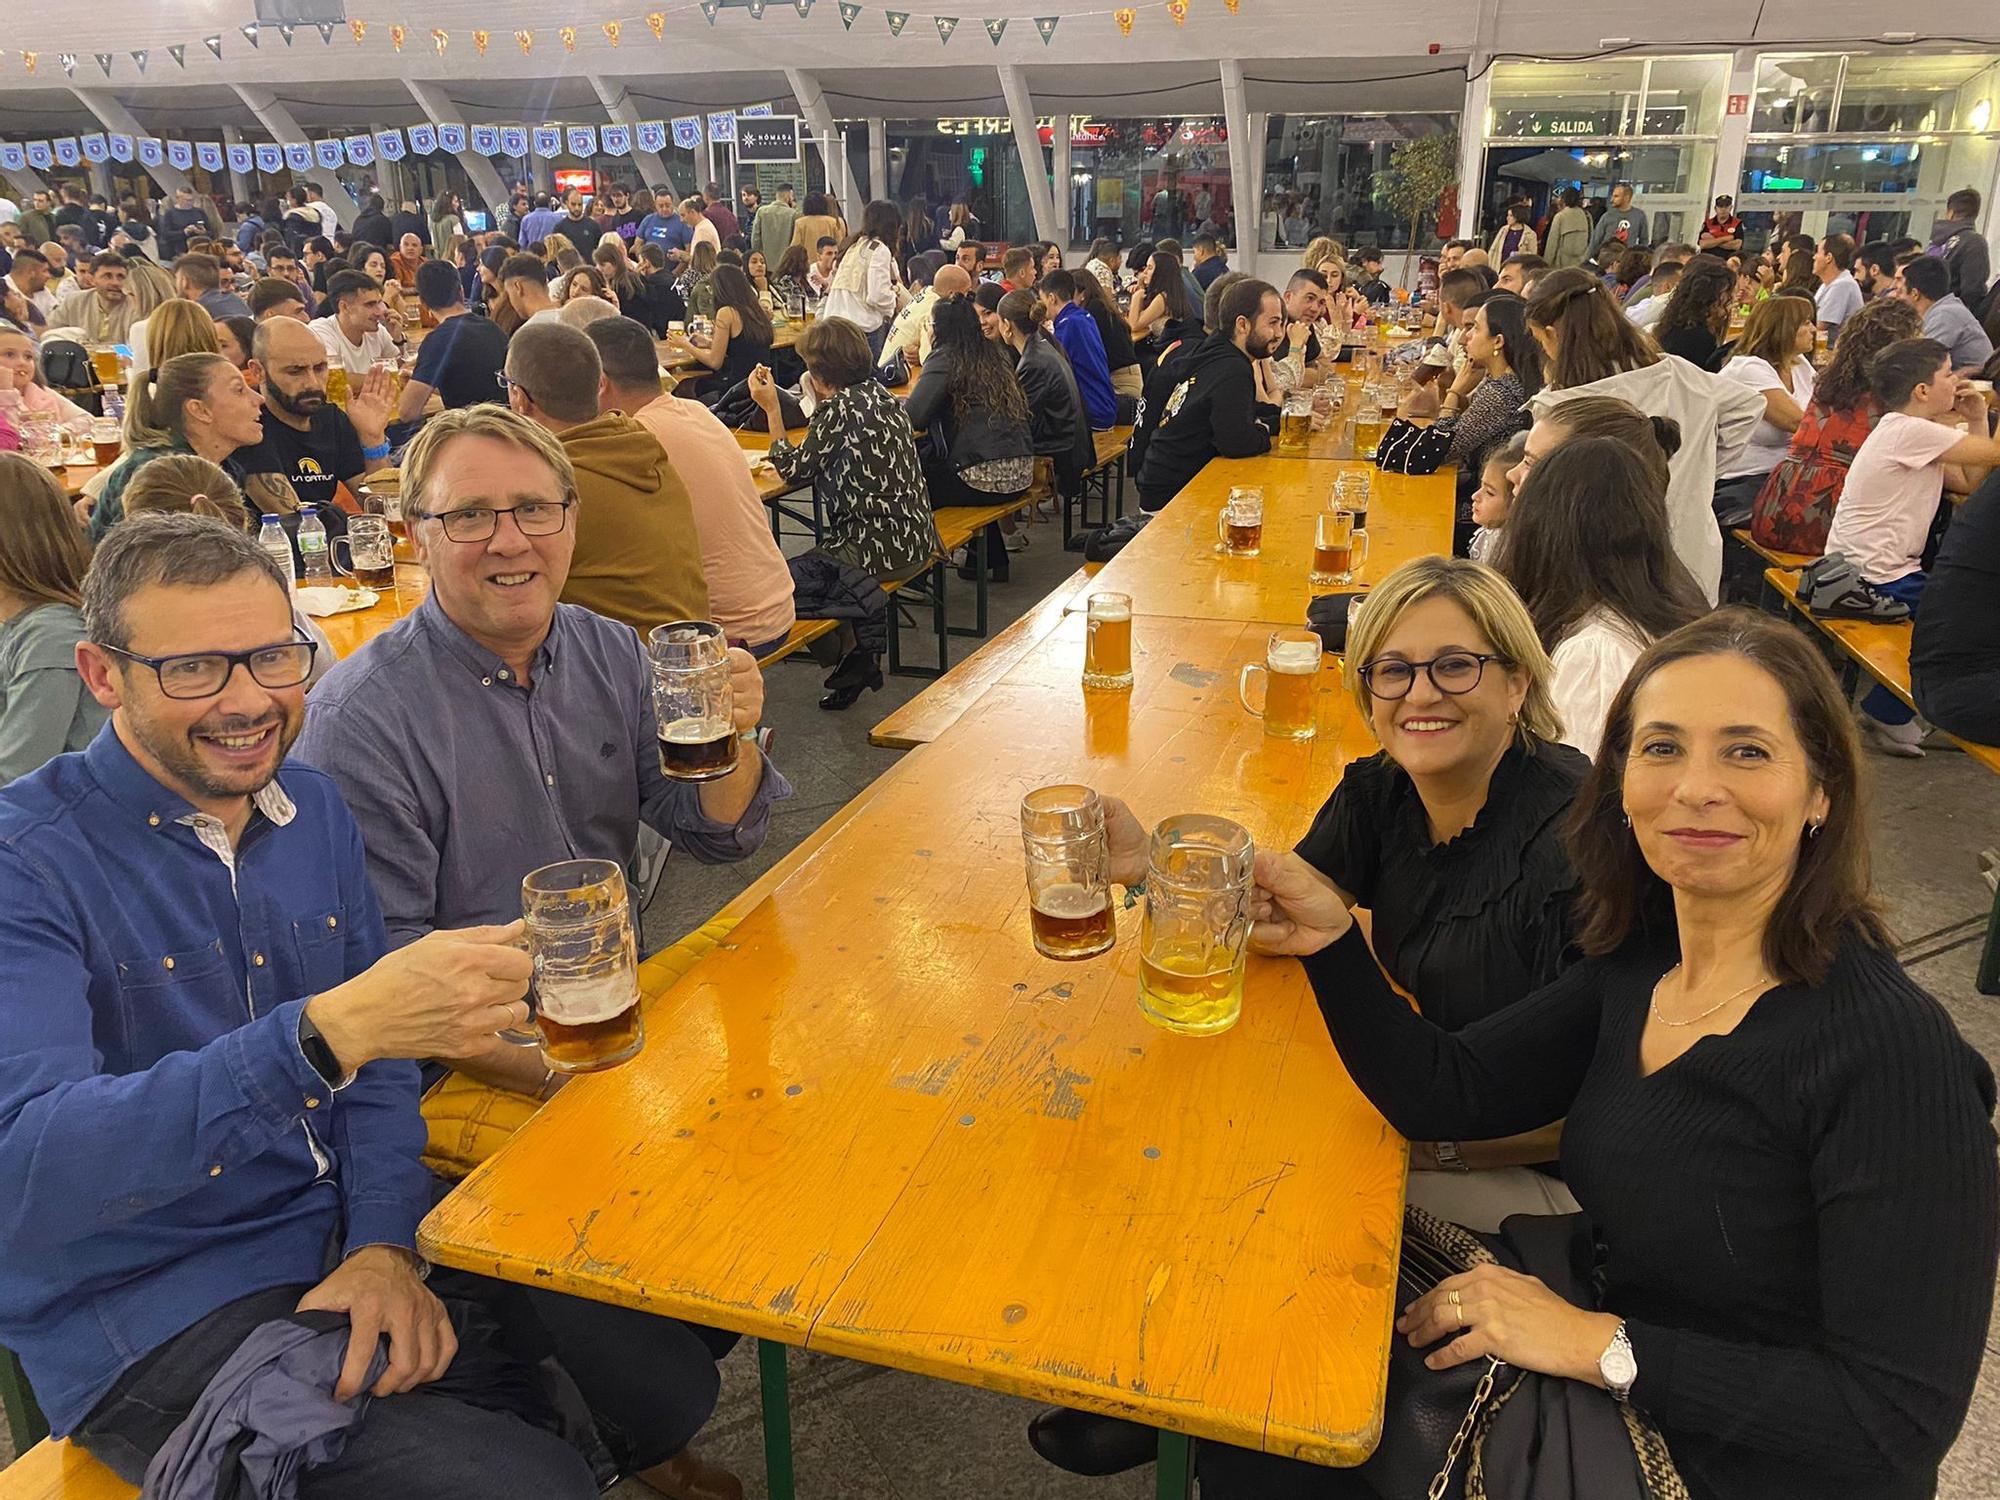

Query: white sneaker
[[948, 545, 970, 568], [1861, 716, 1925, 759], [1004, 532, 1029, 552]]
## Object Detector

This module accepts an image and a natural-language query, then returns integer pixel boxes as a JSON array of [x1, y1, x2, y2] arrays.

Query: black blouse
[[1295, 740, 1589, 1032]]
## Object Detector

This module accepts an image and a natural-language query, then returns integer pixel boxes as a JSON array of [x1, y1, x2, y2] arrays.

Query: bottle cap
[[260, 513, 280, 522]]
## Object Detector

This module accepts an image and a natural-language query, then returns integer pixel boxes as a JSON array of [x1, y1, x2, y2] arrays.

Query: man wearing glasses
[[292, 403, 781, 1499], [0, 514, 623, 1494]]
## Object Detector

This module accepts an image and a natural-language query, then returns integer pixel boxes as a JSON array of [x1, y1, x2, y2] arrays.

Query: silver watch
[[1599, 1321, 1637, 1402]]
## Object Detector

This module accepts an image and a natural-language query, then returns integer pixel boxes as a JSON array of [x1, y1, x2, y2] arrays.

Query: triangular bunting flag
[[839, 0, 861, 26], [1113, 7, 1136, 34], [204, 35, 223, 60], [168, 43, 186, 66], [431, 28, 448, 54], [129, 50, 148, 74], [746, 0, 766, 17], [1034, 14, 1059, 41], [647, 11, 666, 38], [390, 24, 407, 51], [794, 0, 813, 15], [983, 16, 1006, 42], [1223, 0, 1238, 11], [278, 23, 295, 44], [94, 53, 113, 77], [700, 0, 719, 22], [935, 14, 958, 41], [559, 24, 577, 50], [240, 23, 260, 48], [349, 19, 367, 42], [886, 9, 908, 33], [59, 53, 76, 76], [516, 30, 533, 52], [20, 54, 36, 75], [315, 22, 335, 43], [603, 20, 622, 45], [473, 30, 489, 54], [1166, 0, 1187, 22]]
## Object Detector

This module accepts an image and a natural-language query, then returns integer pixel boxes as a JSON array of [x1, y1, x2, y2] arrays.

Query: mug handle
[[1352, 529, 1371, 578], [328, 537, 358, 580], [1216, 508, 1232, 546], [495, 983, 543, 1049], [1238, 662, 1268, 720]]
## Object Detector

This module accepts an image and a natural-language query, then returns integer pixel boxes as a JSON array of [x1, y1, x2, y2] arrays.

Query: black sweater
[[1304, 926, 1997, 1500], [1134, 330, 1273, 506], [904, 346, 1034, 473]]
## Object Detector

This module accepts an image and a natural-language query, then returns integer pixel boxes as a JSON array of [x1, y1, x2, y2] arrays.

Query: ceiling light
[[1971, 98, 1993, 131]]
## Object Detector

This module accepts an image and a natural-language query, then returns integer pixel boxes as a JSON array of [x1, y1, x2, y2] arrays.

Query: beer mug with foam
[[1278, 390, 1314, 454], [502, 859, 645, 1074], [649, 621, 739, 783], [1137, 814, 1254, 1036], [1020, 785, 1116, 961], [1216, 487, 1264, 557], [1083, 592, 1134, 690], [1237, 627, 1323, 739]]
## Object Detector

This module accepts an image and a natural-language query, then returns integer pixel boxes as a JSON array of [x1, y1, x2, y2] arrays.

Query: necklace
[[1648, 963, 1771, 1028]]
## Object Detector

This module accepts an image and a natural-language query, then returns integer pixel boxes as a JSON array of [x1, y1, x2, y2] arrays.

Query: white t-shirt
[[308, 315, 397, 376], [1814, 271, 1863, 332], [1719, 354, 1816, 479], [311, 200, 341, 236], [1550, 608, 1650, 760], [1824, 410, 1965, 585]]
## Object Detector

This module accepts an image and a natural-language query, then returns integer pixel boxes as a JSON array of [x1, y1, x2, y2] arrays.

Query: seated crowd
[[0, 172, 1996, 1500]]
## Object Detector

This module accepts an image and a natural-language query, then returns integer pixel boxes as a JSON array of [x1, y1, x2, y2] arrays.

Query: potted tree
[[1373, 131, 1459, 288]]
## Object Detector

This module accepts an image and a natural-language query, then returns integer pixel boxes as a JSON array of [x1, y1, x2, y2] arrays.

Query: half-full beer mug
[[1311, 509, 1368, 587], [333, 515, 397, 590], [1137, 815, 1255, 1036], [649, 621, 738, 783], [1216, 487, 1264, 557], [1020, 785, 1116, 961], [1278, 390, 1314, 454], [1238, 627, 1323, 739], [504, 859, 645, 1074]]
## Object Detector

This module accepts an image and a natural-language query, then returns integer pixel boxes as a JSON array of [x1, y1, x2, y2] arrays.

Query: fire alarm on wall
[[1427, 41, 1441, 53]]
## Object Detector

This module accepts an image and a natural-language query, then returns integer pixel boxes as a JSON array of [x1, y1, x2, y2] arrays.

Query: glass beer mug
[[649, 621, 738, 783], [1137, 814, 1255, 1036], [504, 859, 645, 1074], [1278, 390, 1314, 454], [1238, 627, 1323, 739], [1020, 784, 1116, 961], [334, 515, 397, 590], [1332, 469, 1371, 532], [1082, 591, 1134, 691], [1216, 487, 1263, 557], [1311, 509, 1368, 587]]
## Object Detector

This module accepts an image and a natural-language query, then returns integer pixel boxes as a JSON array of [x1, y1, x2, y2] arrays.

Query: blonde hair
[[1342, 555, 1562, 744], [542, 232, 575, 261], [399, 404, 576, 528], [120, 452, 249, 529], [127, 300, 220, 449], [1299, 236, 1341, 274]]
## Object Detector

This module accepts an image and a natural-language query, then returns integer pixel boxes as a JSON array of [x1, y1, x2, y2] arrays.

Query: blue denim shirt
[[0, 725, 428, 1434]]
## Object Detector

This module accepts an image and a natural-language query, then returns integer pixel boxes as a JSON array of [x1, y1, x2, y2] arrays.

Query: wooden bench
[[1765, 567, 2000, 993], [1728, 529, 1816, 612], [1067, 426, 1133, 549], [0, 1440, 135, 1499], [755, 617, 841, 668]]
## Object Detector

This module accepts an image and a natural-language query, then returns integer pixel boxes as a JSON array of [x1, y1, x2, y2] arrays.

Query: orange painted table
[[0, 1440, 135, 1499], [420, 612, 1405, 1494], [1079, 456, 1455, 629], [309, 564, 430, 660]]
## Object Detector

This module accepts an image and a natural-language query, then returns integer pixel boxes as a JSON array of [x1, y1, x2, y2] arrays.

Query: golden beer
[[1261, 663, 1319, 738], [1353, 415, 1387, 459], [536, 990, 645, 1074], [324, 366, 350, 408], [90, 348, 123, 385], [1138, 945, 1244, 1036], [1217, 487, 1264, 557], [1311, 543, 1352, 585], [1083, 594, 1133, 691], [1312, 509, 1363, 586], [1277, 407, 1311, 454], [520, 859, 645, 1075], [1224, 520, 1263, 555], [1030, 882, 1116, 960], [92, 437, 123, 467]]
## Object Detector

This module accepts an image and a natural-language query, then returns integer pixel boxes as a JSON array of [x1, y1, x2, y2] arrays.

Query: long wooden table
[[420, 611, 1404, 1491]]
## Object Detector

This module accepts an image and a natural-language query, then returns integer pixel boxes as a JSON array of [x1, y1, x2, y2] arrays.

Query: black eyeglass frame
[[1356, 651, 1512, 702], [98, 627, 318, 700], [408, 498, 575, 543]]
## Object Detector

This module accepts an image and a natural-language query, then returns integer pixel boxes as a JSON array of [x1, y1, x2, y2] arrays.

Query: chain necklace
[[1649, 963, 1771, 1028]]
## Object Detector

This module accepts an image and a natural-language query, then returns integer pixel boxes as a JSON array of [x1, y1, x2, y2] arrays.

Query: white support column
[[589, 76, 677, 198], [1245, 110, 1268, 271], [997, 65, 1057, 244], [783, 67, 852, 206], [1456, 68, 1492, 249], [231, 84, 352, 227], [1711, 48, 1758, 230], [867, 118, 887, 203], [1984, 151, 2000, 257], [400, 79, 510, 224], [221, 126, 255, 205], [71, 88, 192, 196], [90, 159, 114, 198], [1220, 59, 1253, 260], [1052, 115, 1073, 244]]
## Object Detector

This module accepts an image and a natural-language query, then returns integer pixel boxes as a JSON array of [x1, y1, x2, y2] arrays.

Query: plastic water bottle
[[296, 508, 333, 585], [258, 514, 297, 587]]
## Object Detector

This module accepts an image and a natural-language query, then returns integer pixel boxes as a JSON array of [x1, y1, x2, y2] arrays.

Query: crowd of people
[[0, 165, 1997, 1500]]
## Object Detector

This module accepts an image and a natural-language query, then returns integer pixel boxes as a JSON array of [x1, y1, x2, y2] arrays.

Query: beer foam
[[1033, 882, 1109, 918], [1269, 638, 1323, 674], [661, 715, 732, 744], [537, 971, 638, 1025]]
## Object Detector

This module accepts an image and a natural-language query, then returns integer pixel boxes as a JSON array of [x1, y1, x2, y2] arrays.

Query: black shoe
[[1027, 1406, 1156, 1476], [819, 650, 882, 710]]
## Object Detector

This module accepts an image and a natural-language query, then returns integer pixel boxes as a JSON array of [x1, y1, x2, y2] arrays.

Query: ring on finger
[[1448, 1290, 1462, 1308]]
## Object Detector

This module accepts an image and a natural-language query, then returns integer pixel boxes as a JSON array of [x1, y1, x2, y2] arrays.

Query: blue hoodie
[[1051, 302, 1117, 429]]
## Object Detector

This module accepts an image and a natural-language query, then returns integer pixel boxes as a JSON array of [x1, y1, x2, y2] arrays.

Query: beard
[[268, 382, 325, 419], [127, 694, 302, 803]]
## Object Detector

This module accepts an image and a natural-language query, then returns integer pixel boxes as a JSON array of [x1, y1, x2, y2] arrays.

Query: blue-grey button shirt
[[292, 595, 789, 946]]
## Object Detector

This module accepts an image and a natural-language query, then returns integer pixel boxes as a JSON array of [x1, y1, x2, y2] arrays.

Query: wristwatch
[[1599, 1321, 1638, 1402], [1431, 1139, 1470, 1173], [296, 1007, 346, 1088]]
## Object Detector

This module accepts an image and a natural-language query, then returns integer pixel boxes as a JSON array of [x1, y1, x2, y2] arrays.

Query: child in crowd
[[1465, 432, 1525, 563], [1824, 337, 2000, 755]]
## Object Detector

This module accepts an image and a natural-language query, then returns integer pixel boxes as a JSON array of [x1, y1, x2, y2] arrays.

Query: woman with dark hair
[[213, 315, 257, 372], [771, 243, 812, 307], [825, 200, 904, 352], [1430, 291, 1540, 474], [1498, 435, 1708, 756], [429, 191, 465, 255], [0, 454, 106, 782], [1126, 250, 1198, 353], [1748, 295, 1922, 555], [591, 239, 645, 312], [1651, 255, 1738, 371], [995, 289, 1094, 513], [789, 191, 846, 256], [904, 296, 1034, 512], [1608, 247, 1652, 299], [1120, 240, 1156, 293], [89, 352, 262, 539], [676, 239, 719, 317], [1528, 267, 1767, 602], [1073, 271, 1143, 400], [557, 264, 611, 311], [666, 264, 773, 398], [1488, 199, 1539, 261], [1206, 607, 1998, 1500], [1714, 293, 1819, 525], [1545, 186, 1591, 268], [903, 197, 937, 258]]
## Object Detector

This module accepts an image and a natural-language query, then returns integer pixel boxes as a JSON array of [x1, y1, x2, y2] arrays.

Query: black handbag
[[1376, 418, 1454, 475], [1350, 1206, 1689, 1500]]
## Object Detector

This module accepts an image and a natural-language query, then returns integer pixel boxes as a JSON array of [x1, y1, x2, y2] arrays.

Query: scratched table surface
[[421, 610, 1406, 1464], [1078, 456, 1455, 629]]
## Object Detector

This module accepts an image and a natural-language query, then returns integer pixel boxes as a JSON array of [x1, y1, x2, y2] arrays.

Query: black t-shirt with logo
[[235, 406, 367, 514]]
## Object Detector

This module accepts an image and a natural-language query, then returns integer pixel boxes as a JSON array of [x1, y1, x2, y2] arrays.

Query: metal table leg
[[1156, 1431, 1193, 1500], [758, 1339, 797, 1500]]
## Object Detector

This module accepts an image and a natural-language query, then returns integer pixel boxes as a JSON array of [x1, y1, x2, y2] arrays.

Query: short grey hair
[[82, 512, 288, 651], [504, 320, 602, 424]]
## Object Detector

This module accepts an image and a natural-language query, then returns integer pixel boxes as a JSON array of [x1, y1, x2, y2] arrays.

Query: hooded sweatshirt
[[1134, 329, 1273, 508], [557, 412, 710, 634], [1927, 216, 1991, 317]]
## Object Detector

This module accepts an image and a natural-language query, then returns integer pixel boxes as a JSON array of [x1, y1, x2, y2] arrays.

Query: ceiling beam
[[232, 84, 353, 228], [402, 78, 511, 224], [70, 87, 191, 197], [589, 76, 680, 199], [997, 65, 1057, 245]]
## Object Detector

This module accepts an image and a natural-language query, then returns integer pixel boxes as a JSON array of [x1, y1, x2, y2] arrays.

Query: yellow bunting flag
[[516, 29, 534, 53], [473, 29, 489, 53], [1167, 0, 1188, 21], [22, 51, 35, 72], [430, 27, 447, 53], [559, 25, 578, 51], [647, 10, 666, 38], [1223, 0, 1238, 11], [390, 23, 407, 51], [348, 19, 367, 43], [1113, 7, 1136, 34], [603, 20, 621, 45]]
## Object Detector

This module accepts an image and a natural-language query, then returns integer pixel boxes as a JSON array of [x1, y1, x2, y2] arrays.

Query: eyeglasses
[[1357, 651, 1510, 701], [101, 628, 317, 700], [413, 498, 573, 543]]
